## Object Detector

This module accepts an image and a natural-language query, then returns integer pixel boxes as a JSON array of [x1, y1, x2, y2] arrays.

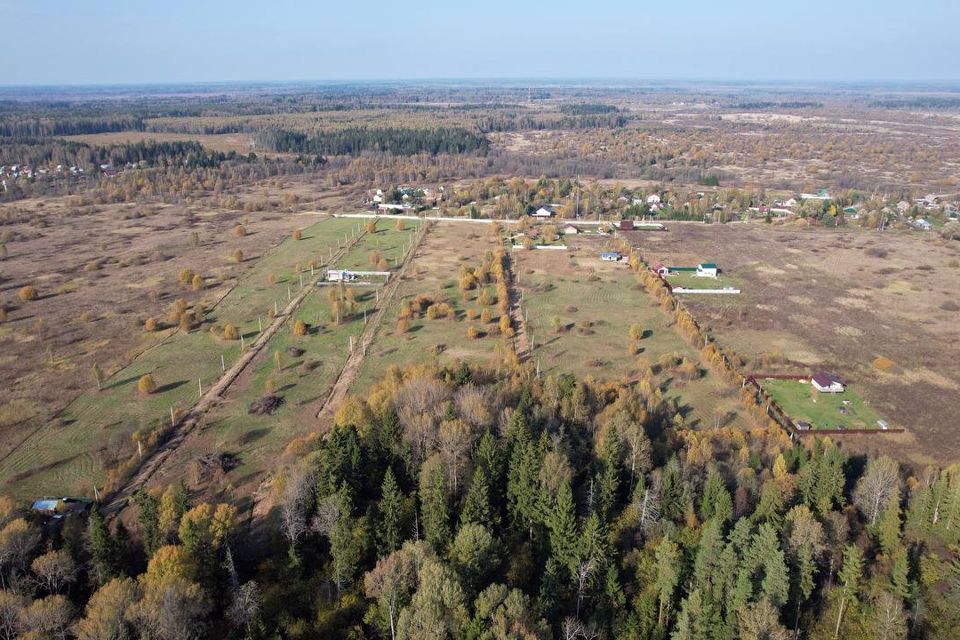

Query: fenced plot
[[140, 225, 417, 497], [0, 217, 361, 499], [349, 223, 504, 393], [762, 378, 886, 431], [665, 271, 741, 292], [515, 246, 743, 429]]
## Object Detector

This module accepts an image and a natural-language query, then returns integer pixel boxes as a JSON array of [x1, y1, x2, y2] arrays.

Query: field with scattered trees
[[1, 81, 960, 638]]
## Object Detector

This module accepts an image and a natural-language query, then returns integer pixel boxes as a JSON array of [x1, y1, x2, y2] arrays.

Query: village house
[[811, 372, 844, 394], [601, 251, 622, 262], [618, 219, 635, 230], [653, 263, 670, 276], [561, 223, 580, 235], [531, 205, 557, 218]]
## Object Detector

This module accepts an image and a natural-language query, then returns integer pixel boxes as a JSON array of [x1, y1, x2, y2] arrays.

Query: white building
[[696, 263, 718, 278]]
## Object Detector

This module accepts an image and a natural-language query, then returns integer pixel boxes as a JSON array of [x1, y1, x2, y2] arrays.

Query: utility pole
[[576, 174, 581, 219], [221, 354, 225, 372]]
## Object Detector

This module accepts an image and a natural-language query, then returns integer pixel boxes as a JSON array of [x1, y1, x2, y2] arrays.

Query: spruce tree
[[86, 510, 119, 586], [378, 467, 405, 554], [546, 481, 578, 573], [422, 463, 451, 551], [460, 467, 493, 530]]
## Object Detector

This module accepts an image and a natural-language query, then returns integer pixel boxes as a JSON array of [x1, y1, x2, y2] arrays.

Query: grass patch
[[763, 378, 885, 430]]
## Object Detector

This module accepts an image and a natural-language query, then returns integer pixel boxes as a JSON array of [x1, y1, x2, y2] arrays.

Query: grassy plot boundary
[[756, 375, 896, 433]]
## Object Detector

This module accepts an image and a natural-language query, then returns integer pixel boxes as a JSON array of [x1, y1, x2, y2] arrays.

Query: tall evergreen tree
[[460, 467, 494, 530], [378, 467, 406, 554]]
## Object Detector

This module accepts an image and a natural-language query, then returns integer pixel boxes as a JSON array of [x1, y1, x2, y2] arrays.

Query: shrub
[[191, 274, 204, 291], [941, 300, 959, 311], [628, 323, 645, 341], [396, 318, 410, 334], [232, 249, 244, 263], [292, 229, 302, 240], [872, 356, 897, 372], [138, 374, 157, 395], [17, 286, 37, 302], [480, 309, 492, 324], [366, 220, 378, 233], [864, 247, 888, 258], [396, 219, 406, 232], [144, 318, 158, 332], [233, 224, 247, 237], [179, 311, 196, 331], [466, 308, 479, 321], [378, 258, 390, 271], [499, 315, 513, 337], [293, 320, 308, 336], [178, 269, 195, 285], [466, 326, 481, 339], [369, 251, 381, 267], [223, 324, 239, 340], [478, 289, 493, 306]]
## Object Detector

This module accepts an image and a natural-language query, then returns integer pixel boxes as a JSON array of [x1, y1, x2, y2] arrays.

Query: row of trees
[[255, 127, 490, 157]]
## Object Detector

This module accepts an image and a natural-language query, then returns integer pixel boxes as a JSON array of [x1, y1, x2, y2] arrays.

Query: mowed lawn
[[0, 216, 361, 499], [350, 222, 503, 392], [763, 379, 885, 431], [516, 241, 743, 428], [665, 271, 741, 291]]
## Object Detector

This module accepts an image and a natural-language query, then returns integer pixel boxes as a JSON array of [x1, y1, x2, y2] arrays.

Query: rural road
[[103, 224, 369, 515]]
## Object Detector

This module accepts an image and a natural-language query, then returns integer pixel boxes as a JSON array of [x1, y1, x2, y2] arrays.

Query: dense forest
[[254, 127, 490, 156], [1, 360, 958, 639], [0, 139, 243, 169]]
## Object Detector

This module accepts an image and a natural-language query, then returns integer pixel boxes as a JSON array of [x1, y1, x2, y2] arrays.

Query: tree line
[[255, 127, 490, 156], [2, 359, 958, 638]]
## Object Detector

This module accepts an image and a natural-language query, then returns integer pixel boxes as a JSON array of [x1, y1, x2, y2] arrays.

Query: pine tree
[[378, 467, 405, 554]]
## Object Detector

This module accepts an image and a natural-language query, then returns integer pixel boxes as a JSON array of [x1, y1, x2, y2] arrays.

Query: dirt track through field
[[508, 253, 532, 362], [314, 223, 430, 426], [103, 225, 369, 516]]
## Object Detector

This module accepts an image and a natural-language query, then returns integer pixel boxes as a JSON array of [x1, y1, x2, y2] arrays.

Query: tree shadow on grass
[[106, 374, 144, 391], [155, 380, 189, 394]]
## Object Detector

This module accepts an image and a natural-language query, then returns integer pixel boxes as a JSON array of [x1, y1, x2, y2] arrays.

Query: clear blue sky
[[3, 0, 959, 85]]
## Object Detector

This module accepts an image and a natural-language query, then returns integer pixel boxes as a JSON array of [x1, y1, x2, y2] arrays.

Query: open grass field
[[763, 379, 885, 431], [350, 222, 504, 392], [143, 224, 416, 502], [515, 236, 745, 429], [61, 131, 256, 155], [0, 216, 362, 499], [636, 223, 960, 463]]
